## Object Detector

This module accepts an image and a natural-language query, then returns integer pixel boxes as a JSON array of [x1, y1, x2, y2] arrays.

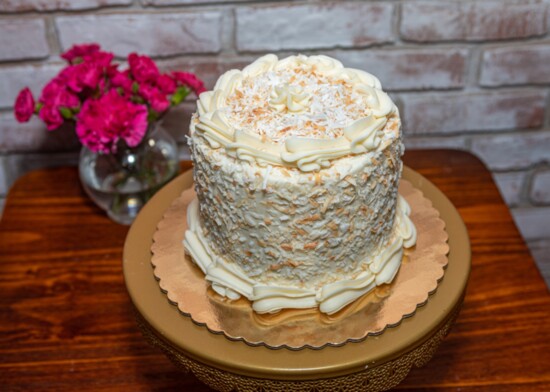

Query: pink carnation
[[14, 87, 35, 122], [76, 90, 148, 153], [172, 71, 206, 95], [62, 63, 101, 93], [38, 78, 80, 130], [87, 51, 114, 68], [156, 74, 176, 95], [139, 83, 169, 113], [111, 70, 134, 95], [60, 51, 115, 93], [61, 44, 101, 64], [40, 78, 80, 108], [128, 53, 159, 83], [39, 105, 64, 131]]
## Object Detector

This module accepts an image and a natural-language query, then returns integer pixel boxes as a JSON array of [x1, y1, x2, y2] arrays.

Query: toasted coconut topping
[[224, 66, 372, 143]]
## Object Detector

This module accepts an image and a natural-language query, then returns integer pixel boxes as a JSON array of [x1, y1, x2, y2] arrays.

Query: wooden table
[[1, 149, 549, 391]]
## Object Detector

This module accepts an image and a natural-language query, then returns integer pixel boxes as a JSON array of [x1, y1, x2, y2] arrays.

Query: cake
[[183, 54, 417, 315]]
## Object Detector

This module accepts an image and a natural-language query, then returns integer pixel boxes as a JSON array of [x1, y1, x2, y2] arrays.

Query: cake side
[[183, 54, 417, 314], [190, 119, 403, 290]]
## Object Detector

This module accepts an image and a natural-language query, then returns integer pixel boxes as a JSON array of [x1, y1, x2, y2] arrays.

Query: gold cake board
[[123, 166, 471, 391]]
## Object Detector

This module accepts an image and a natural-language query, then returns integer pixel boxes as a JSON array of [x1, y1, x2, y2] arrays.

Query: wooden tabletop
[[1, 149, 549, 391]]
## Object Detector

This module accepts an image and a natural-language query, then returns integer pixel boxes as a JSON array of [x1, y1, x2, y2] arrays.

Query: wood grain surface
[[0, 150, 549, 391]]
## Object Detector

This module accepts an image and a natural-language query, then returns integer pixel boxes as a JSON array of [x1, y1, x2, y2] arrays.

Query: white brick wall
[[0, 19, 49, 61], [334, 48, 467, 91], [480, 45, 550, 86], [401, 2, 547, 42], [493, 171, 526, 207], [235, 3, 394, 51], [0, 0, 132, 12], [401, 91, 547, 135], [470, 131, 550, 171], [0, 0, 549, 287], [0, 63, 63, 109], [531, 169, 550, 204], [56, 12, 223, 57]]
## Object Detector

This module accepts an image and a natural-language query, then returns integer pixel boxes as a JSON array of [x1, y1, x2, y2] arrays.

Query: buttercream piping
[[269, 84, 311, 113], [183, 194, 417, 315], [190, 54, 399, 172], [242, 53, 278, 77]]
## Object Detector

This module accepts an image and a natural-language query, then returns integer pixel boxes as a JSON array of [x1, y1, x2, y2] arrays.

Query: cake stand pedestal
[[123, 166, 470, 391]]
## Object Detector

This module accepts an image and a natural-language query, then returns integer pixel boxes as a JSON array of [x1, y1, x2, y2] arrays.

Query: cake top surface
[[191, 54, 400, 172], [223, 63, 373, 144]]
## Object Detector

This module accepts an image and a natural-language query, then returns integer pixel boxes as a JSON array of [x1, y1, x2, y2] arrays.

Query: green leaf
[[147, 109, 159, 123], [59, 106, 73, 120], [35, 102, 43, 114], [132, 82, 140, 94], [170, 86, 190, 106]]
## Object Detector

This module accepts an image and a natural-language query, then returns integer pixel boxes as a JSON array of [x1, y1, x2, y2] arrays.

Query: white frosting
[[184, 53, 417, 315], [192, 54, 397, 172], [269, 84, 311, 113], [184, 194, 416, 315]]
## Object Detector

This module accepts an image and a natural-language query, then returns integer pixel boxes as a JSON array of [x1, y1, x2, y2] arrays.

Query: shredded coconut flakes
[[224, 67, 372, 144]]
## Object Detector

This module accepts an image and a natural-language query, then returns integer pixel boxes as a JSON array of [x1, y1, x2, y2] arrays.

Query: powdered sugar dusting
[[223, 66, 372, 143]]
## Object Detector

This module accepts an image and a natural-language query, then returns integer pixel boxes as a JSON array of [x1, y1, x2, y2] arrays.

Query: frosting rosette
[[184, 54, 416, 315], [192, 54, 399, 172]]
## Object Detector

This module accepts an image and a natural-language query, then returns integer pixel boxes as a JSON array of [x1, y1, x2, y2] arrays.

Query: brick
[[56, 12, 222, 58], [0, 157, 8, 196], [161, 102, 196, 143], [334, 48, 467, 91], [403, 135, 468, 150], [493, 171, 527, 207], [530, 168, 550, 204], [0, 63, 63, 109], [480, 45, 550, 86], [0, 19, 49, 62], [401, 91, 546, 135], [158, 57, 253, 91], [3, 152, 79, 193], [236, 3, 394, 52], [0, 113, 80, 153], [0, 0, 131, 11], [143, 0, 243, 4], [471, 131, 550, 171], [527, 239, 550, 287], [512, 206, 550, 240], [401, 2, 547, 42]]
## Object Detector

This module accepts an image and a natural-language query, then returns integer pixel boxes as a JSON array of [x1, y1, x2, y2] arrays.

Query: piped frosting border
[[183, 194, 417, 315], [192, 54, 398, 172]]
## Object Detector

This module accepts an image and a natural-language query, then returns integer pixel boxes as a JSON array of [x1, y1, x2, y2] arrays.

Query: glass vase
[[79, 123, 179, 225]]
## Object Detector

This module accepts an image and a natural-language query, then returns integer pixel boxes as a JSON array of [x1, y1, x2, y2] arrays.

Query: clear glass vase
[[79, 124, 179, 225]]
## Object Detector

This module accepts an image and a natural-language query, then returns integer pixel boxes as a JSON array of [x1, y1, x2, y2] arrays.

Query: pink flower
[[40, 78, 80, 109], [62, 63, 101, 93], [76, 90, 148, 153], [111, 70, 134, 95], [156, 74, 176, 95], [61, 44, 101, 63], [14, 87, 35, 122], [172, 71, 206, 95], [36, 78, 80, 130], [14, 43, 199, 153], [128, 53, 159, 83], [87, 51, 114, 68], [39, 105, 64, 131], [139, 83, 169, 113], [60, 51, 115, 93]]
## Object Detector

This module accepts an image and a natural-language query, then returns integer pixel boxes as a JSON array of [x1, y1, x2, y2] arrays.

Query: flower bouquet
[[14, 43, 205, 224]]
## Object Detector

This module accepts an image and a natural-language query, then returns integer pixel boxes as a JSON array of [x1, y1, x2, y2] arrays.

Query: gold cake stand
[[123, 166, 471, 392]]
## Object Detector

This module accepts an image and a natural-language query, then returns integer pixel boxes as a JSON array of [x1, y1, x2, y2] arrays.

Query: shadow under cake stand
[[123, 166, 471, 392]]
